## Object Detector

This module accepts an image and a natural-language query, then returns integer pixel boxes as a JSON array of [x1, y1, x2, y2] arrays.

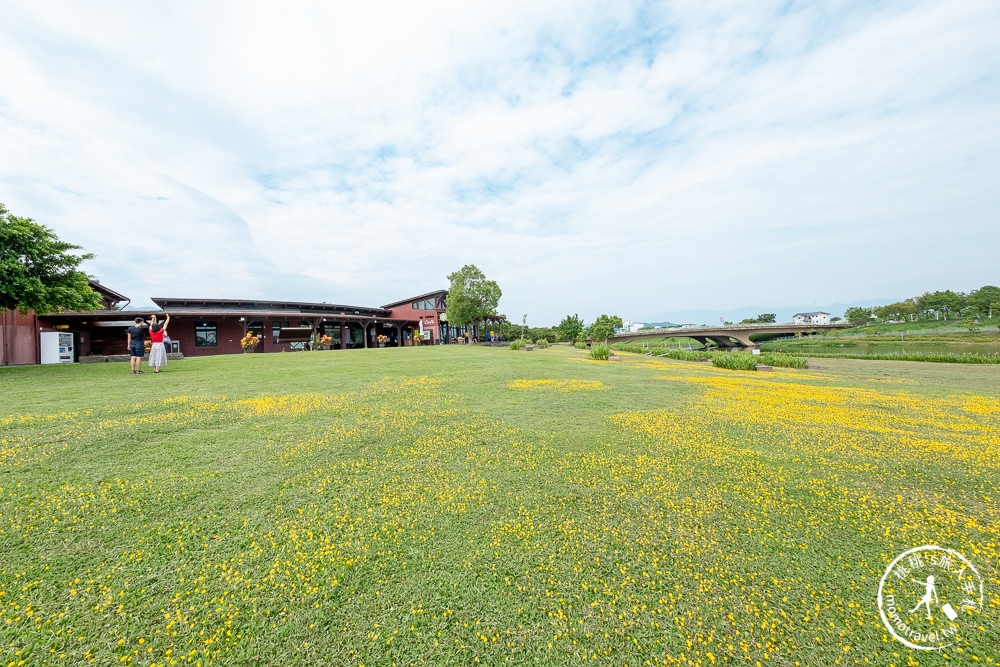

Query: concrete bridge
[[609, 323, 852, 348]]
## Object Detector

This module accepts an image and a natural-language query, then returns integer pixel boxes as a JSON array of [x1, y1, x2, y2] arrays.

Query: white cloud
[[0, 0, 997, 322]]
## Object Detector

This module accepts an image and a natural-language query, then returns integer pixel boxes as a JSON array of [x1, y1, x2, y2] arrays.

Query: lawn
[[1, 346, 998, 665]]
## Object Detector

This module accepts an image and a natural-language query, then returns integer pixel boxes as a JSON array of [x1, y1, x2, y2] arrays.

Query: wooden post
[[340, 322, 346, 349]]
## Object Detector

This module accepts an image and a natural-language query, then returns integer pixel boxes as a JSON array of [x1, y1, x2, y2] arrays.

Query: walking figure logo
[[878, 545, 984, 651], [909, 575, 938, 620]]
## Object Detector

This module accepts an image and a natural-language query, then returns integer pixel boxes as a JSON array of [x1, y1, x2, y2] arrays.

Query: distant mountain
[[643, 321, 678, 328], [642, 298, 899, 326]]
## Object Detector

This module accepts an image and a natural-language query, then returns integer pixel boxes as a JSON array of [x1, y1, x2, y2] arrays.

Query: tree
[[0, 204, 101, 315], [874, 301, 917, 322], [444, 265, 502, 336], [586, 314, 623, 343], [740, 313, 776, 324], [919, 290, 965, 321], [844, 307, 872, 327], [558, 314, 585, 343], [969, 286, 1000, 319]]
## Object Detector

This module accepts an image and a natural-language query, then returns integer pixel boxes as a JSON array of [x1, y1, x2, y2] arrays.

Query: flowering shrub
[[376, 334, 389, 345], [240, 333, 260, 351], [319, 335, 333, 347]]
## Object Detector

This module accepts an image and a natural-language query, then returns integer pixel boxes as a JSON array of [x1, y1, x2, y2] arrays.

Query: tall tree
[[969, 285, 1000, 318], [444, 265, 502, 334], [557, 314, 585, 343], [0, 204, 101, 315], [586, 314, 623, 343]]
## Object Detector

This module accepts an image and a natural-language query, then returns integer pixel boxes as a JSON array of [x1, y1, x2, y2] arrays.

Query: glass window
[[272, 321, 289, 340], [194, 322, 217, 347]]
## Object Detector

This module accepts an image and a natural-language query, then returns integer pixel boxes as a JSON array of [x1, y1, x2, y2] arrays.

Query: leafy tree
[[444, 265, 502, 336], [874, 301, 917, 322], [558, 314, 585, 343], [0, 204, 101, 315], [844, 307, 873, 326], [740, 313, 776, 324], [918, 290, 966, 320], [586, 314, 623, 343], [969, 285, 1000, 319]]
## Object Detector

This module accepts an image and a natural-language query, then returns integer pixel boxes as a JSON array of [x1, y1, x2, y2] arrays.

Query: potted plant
[[376, 334, 389, 348], [319, 334, 332, 350], [240, 333, 260, 353]]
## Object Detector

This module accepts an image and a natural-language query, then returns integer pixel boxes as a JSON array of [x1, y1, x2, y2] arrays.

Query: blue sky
[[1, 1, 997, 324]]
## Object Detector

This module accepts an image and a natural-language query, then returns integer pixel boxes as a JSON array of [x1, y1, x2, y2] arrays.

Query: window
[[194, 322, 217, 347], [272, 321, 289, 340], [412, 299, 436, 310]]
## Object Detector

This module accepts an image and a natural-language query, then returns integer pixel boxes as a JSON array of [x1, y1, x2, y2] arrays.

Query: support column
[[309, 318, 320, 351], [340, 322, 346, 349], [362, 322, 369, 349]]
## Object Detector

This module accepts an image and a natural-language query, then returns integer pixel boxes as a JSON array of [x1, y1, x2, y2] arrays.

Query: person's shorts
[[129, 343, 145, 357]]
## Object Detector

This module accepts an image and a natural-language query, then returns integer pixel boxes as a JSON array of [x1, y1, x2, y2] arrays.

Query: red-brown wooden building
[[2, 284, 505, 365]]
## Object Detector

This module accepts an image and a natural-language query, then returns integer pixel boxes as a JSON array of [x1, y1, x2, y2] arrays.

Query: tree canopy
[[586, 314, 623, 342], [557, 314, 585, 342], [844, 307, 873, 326], [739, 313, 776, 324], [0, 204, 101, 315], [969, 285, 1000, 318], [444, 264, 502, 328]]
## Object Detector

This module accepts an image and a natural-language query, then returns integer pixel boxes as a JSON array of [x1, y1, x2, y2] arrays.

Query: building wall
[[387, 304, 439, 343], [0, 310, 40, 366], [167, 318, 245, 357]]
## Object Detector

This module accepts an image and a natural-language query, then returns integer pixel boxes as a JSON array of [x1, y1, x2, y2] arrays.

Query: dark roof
[[382, 289, 448, 310], [151, 297, 391, 318], [88, 280, 129, 304]]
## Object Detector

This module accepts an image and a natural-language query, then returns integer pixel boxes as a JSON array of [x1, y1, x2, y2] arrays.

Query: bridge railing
[[609, 322, 849, 338]]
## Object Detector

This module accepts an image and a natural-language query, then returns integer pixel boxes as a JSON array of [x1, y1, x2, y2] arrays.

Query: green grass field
[[2, 347, 998, 665]]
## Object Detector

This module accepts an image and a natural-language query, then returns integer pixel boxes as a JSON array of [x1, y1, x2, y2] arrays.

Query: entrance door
[[248, 322, 264, 352]]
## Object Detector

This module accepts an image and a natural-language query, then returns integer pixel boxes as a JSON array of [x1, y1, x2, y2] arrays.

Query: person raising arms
[[147, 313, 171, 373]]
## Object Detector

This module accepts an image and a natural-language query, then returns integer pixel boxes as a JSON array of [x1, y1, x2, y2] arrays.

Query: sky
[[1, 1, 998, 325]]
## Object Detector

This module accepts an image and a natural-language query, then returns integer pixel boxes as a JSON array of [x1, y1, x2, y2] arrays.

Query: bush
[[509, 338, 526, 350], [535, 338, 548, 346], [757, 352, 807, 369], [590, 343, 610, 360], [797, 351, 1000, 364], [574, 342, 587, 350], [710, 352, 757, 371]]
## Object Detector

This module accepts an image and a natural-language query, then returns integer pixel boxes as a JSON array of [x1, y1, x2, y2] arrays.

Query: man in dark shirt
[[126, 317, 149, 375]]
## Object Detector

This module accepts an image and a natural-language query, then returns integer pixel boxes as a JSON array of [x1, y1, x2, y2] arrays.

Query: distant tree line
[[739, 313, 776, 324], [843, 286, 1000, 326]]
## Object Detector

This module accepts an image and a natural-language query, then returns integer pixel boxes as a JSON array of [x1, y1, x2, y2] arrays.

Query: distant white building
[[678, 323, 699, 329], [619, 321, 645, 333], [793, 312, 830, 325]]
